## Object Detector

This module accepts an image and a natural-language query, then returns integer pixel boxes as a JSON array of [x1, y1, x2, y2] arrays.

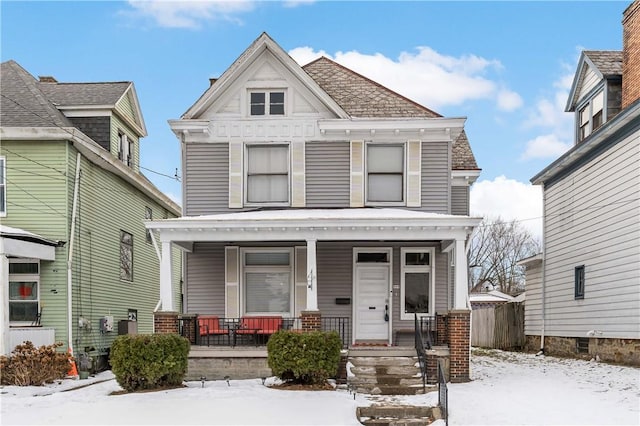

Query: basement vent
[[576, 337, 589, 353]]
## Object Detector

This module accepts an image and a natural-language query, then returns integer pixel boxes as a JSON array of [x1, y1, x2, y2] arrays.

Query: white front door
[[354, 265, 390, 341]]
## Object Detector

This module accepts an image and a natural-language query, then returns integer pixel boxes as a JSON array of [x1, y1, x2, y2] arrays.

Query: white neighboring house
[[521, 1, 640, 366]]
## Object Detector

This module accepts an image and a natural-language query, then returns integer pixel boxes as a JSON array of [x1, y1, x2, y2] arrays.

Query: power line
[[5, 177, 66, 216]]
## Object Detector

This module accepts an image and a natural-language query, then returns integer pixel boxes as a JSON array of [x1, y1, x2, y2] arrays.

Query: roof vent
[[38, 76, 58, 83]]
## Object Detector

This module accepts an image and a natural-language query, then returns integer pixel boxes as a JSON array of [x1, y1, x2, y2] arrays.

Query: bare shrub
[[0, 341, 72, 386]]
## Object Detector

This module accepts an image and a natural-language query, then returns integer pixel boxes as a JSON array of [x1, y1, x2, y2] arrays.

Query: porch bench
[[235, 316, 283, 346], [198, 315, 231, 346]]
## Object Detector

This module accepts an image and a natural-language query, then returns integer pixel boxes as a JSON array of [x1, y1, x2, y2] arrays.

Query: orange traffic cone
[[67, 347, 79, 379]]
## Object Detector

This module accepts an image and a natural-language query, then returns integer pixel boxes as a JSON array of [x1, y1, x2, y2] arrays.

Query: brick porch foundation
[[447, 309, 470, 383], [301, 310, 321, 332], [154, 311, 179, 334]]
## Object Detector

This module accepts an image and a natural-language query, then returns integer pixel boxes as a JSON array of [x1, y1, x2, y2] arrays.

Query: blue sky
[[1, 1, 628, 237]]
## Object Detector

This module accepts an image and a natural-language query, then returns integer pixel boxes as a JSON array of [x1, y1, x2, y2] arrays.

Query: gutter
[[540, 183, 547, 354], [67, 153, 81, 356]]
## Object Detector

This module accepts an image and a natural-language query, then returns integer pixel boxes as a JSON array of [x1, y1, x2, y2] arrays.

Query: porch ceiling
[[147, 208, 482, 244]]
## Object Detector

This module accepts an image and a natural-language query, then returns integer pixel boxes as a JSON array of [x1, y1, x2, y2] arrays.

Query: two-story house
[[0, 60, 182, 366], [520, 1, 640, 365], [148, 33, 481, 383]]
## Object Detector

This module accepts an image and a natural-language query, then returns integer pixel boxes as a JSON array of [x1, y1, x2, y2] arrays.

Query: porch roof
[[147, 208, 482, 244], [0, 225, 60, 260]]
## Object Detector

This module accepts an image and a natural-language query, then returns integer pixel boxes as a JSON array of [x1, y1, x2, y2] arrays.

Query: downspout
[[67, 153, 81, 355], [540, 182, 547, 354]]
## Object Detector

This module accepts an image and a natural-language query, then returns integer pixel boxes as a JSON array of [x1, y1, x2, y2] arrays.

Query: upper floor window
[[118, 131, 133, 166], [0, 156, 6, 216], [577, 91, 604, 142], [245, 144, 289, 204], [9, 259, 40, 325], [366, 144, 405, 204], [250, 91, 285, 116]]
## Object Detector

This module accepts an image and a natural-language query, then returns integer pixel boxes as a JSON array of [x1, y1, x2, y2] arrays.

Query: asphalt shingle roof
[[39, 81, 130, 107], [303, 56, 478, 170], [584, 50, 623, 76], [1, 60, 73, 128]]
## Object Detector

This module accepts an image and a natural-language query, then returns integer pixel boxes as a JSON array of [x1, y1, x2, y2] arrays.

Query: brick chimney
[[38, 76, 58, 83], [622, 0, 640, 108]]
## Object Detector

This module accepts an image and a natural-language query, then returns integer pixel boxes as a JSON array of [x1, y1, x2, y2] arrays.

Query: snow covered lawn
[[1, 349, 638, 425]]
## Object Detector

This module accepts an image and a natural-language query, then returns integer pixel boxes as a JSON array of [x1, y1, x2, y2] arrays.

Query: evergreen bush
[[267, 330, 342, 385], [0, 341, 71, 386], [110, 334, 190, 392]]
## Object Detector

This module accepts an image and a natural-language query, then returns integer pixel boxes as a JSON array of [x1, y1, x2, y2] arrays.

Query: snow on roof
[[173, 208, 478, 222], [470, 290, 515, 303], [0, 225, 59, 246]]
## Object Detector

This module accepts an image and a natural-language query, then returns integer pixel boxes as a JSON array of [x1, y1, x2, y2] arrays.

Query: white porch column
[[160, 241, 174, 312], [454, 238, 469, 310], [0, 254, 9, 355], [306, 238, 318, 311]]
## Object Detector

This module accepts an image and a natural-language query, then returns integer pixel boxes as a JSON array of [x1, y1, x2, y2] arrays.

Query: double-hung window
[[366, 144, 405, 203], [243, 249, 293, 315], [0, 156, 5, 216], [145, 207, 152, 244], [118, 131, 134, 166], [250, 91, 285, 116], [9, 260, 40, 324], [400, 248, 434, 320], [577, 91, 604, 142], [246, 144, 289, 204]]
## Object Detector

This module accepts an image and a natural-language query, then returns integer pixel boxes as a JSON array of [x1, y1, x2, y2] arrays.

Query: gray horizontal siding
[[451, 186, 469, 215], [417, 140, 450, 214], [523, 262, 543, 336], [184, 143, 229, 216], [185, 243, 226, 315], [317, 242, 353, 317], [541, 131, 640, 339], [306, 141, 350, 207]]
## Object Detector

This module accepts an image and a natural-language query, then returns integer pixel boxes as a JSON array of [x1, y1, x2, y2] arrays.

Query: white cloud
[[282, 0, 316, 7], [497, 89, 523, 111], [125, 0, 255, 29], [470, 176, 543, 240], [520, 134, 572, 160], [290, 46, 518, 110]]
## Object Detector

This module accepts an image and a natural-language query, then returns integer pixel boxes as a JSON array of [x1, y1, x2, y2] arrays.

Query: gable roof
[[183, 32, 348, 119], [38, 81, 131, 107], [303, 56, 440, 118], [566, 50, 623, 111], [1, 60, 74, 128]]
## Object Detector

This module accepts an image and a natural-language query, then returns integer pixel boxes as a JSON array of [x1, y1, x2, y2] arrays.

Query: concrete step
[[354, 384, 428, 395], [350, 356, 418, 367], [357, 405, 438, 425]]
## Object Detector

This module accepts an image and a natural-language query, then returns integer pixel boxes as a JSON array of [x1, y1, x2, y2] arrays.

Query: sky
[[2, 349, 639, 425], [0, 1, 629, 239]]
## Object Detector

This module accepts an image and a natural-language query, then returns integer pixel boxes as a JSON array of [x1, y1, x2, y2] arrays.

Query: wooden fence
[[471, 302, 524, 349]]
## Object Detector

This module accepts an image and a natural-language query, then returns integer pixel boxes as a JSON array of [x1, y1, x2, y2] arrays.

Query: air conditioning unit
[[100, 316, 114, 333]]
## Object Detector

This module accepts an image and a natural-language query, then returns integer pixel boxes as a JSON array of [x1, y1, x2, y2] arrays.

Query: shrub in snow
[[0, 341, 71, 386], [110, 334, 190, 392], [267, 330, 342, 385]]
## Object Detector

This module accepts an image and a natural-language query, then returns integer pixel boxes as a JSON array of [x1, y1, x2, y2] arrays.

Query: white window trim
[[576, 89, 606, 142], [248, 90, 287, 117], [364, 142, 406, 206], [400, 247, 435, 320], [240, 247, 294, 317], [8, 258, 40, 326], [243, 142, 291, 207], [0, 156, 6, 217], [120, 230, 133, 282]]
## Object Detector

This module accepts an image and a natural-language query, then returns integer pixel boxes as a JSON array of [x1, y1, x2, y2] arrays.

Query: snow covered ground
[[1, 349, 638, 425]]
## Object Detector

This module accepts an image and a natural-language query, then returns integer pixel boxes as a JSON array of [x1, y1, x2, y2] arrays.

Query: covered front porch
[[147, 208, 479, 382]]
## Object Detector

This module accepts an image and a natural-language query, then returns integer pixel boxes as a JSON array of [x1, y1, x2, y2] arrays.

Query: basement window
[[576, 337, 589, 354]]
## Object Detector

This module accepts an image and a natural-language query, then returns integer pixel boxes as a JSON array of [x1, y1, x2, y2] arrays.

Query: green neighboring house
[[0, 60, 182, 364]]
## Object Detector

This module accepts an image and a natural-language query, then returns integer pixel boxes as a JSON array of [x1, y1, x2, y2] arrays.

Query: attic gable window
[[0, 156, 6, 216], [577, 91, 604, 142], [250, 91, 285, 116], [118, 131, 133, 167]]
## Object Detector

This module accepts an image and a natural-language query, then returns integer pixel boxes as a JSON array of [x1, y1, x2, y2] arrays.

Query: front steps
[[348, 355, 434, 395], [356, 405, 441, 426]]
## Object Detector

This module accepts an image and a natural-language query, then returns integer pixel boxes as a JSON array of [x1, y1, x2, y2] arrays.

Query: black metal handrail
[[414, 314, 427, 391], [438, 359, 448, 426], [180, 315, 350, 348]]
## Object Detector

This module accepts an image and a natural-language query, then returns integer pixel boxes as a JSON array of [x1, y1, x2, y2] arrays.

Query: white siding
[[523, 262, 543, 336], [543, 131, 640, 339], [578, 66, 600, 100]]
